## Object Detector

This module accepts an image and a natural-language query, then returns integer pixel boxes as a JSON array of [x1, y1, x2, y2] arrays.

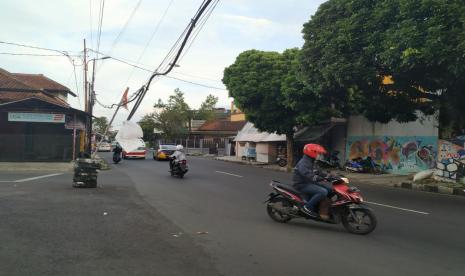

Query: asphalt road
[[104, 152, 465, 276], [1, 153, 465, 276]]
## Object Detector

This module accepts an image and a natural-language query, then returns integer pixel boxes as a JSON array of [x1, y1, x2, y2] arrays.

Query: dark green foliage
[[223, 49, 299, 135], [300, 0, 465, 126]]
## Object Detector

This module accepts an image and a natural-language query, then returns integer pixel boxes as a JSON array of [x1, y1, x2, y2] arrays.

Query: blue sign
[[8, 112, 65, 123]]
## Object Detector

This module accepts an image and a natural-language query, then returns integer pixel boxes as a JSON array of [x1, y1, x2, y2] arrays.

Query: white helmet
[[176, 144, 184, 150]]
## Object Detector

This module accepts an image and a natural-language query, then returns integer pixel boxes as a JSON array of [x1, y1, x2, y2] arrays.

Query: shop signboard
[[8, 112, 65, 123]]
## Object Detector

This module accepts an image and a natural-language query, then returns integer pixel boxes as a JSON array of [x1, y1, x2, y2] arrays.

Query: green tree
[[93, 116, 109, 135], [195, 94, 219, 121], [223, 49, 301, 170], [300, 0, 465, 132], [153, 88, 190, 139], [138, 113, 157, 147]]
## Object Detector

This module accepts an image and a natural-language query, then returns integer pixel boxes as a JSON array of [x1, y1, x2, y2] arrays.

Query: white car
[[98, 142, 111, 152]]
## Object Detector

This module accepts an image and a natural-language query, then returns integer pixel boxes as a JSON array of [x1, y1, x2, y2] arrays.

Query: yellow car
[[153, 144, 177, 161]]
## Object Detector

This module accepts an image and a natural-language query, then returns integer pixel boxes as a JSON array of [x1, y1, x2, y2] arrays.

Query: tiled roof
[[198, 119, 246, 132], [0, 91, 69, 107], [0, 68, 72, 108], [12, 73, 73, 94], [0, 68, 35, 90], [0, 68, 75, 96]]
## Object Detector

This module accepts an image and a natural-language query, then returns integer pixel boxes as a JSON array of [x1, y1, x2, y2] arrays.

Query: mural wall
[[436, 138, 465, 181], [346, 136, 438, 174]]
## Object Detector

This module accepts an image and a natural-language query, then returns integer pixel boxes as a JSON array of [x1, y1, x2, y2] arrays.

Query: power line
[[89, 0, 93, 49], [0, 40, 77, 56], [162, 75, 226, 90], [122, 0, 174, 86], [178, 0, 219, 63], [110, 0, 142, 52], [127, 0, 218, 120], [96, 0, 105, 59], [0, 52, 80, 57]]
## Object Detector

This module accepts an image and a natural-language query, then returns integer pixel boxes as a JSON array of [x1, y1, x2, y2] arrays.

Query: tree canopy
[[151, 89, 219, 139], [223, 49, 304, 169], [300, 0, 465, 126], [93, 116, 109, 135], [223, 49, 299, 136]]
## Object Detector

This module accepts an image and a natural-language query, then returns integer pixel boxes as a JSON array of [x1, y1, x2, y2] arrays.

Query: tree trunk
[[286, 134, 294, 172]]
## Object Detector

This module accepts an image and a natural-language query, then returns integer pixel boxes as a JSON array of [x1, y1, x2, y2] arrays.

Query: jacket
[[170, 150, 186, 161], [292, 155, 327, 190]]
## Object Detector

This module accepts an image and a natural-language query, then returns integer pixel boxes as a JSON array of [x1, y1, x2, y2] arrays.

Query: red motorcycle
[[265, 176, 377, 235]]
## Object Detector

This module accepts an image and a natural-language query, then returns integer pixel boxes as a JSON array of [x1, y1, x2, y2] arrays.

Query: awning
[[294, 124, 335, 142]]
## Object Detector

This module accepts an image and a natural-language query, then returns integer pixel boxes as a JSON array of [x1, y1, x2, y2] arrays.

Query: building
[[234, 122, 286, 163], [0, 68, 87, 162], [230, 102, 245, 122]]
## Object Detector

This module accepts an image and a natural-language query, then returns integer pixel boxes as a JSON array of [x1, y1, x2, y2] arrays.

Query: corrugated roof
[[234, 122, 286, 142]]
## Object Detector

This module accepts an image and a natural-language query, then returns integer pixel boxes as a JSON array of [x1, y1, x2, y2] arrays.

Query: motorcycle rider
[[169, 144, 186, 172], [112, 142, 123, 161], [292, 143, 332, 218]]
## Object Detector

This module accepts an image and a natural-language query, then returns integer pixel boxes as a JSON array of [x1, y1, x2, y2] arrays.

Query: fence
[[156, 137, 231, 156]]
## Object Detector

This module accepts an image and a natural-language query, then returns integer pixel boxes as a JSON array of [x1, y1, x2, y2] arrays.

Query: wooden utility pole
[[83, 39, 88, 112]]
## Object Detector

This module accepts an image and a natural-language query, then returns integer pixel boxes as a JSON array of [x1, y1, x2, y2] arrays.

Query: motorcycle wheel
[[277, 159, 287, 167], [266, 197, 292, 223], [341, 208, 377, 235]]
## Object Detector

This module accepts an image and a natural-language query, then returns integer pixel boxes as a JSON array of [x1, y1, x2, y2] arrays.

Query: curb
[[395, 180, 465, 197], [214, 157, 288, 172], [212, 157, 465, 197]]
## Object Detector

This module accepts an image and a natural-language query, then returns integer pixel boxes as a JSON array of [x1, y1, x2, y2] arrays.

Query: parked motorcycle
[[170, 158, 188, 178], [112, 152, 121, 164], [345, 156, 382, 174], [276, 156, 287, 167], [265, 176, 377, 235]]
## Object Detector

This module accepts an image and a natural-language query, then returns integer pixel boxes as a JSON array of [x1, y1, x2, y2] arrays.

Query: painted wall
[[435, 138, 465, 181], [346, 136, 437, 174]]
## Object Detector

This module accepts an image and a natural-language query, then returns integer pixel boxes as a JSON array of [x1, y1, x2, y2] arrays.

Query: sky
[[0, 0, 326, 129]]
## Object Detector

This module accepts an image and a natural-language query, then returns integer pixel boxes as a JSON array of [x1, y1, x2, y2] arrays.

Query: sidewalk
[[0, 154, 110, 172], [214, 156, 465, 197]]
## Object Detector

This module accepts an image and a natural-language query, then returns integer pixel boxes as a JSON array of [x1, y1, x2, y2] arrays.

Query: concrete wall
[[345, 114, 438, 174], [347, 115, 438, 137], [256, 143, 272, 163]]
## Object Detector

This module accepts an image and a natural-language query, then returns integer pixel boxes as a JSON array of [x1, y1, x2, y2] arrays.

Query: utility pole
[[83, 39, 88, 112], [87, 59, 96, 155]]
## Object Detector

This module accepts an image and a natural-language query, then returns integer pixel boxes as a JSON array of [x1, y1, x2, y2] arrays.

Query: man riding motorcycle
[[112, 142, 123, 163], [292, 143, 332, 218], [169, 144, 187, 172]]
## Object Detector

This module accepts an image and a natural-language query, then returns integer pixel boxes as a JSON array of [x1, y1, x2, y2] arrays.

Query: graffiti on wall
[[436, 139, 465, 181], [346, 136, 437, 174]]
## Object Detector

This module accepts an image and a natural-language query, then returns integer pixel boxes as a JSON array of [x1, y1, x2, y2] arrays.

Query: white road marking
[[14, 173, 63, 183], [215, 171, 243, 178], [365, 201, 430, 215]]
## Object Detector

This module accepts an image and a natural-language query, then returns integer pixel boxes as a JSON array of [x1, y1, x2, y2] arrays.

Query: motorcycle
[[265, 176, 377, 235], [112, 152, 121, 164], [276, 156, 287, 167], [345, 156, 382, 174], [170, 158, 188, 178]]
